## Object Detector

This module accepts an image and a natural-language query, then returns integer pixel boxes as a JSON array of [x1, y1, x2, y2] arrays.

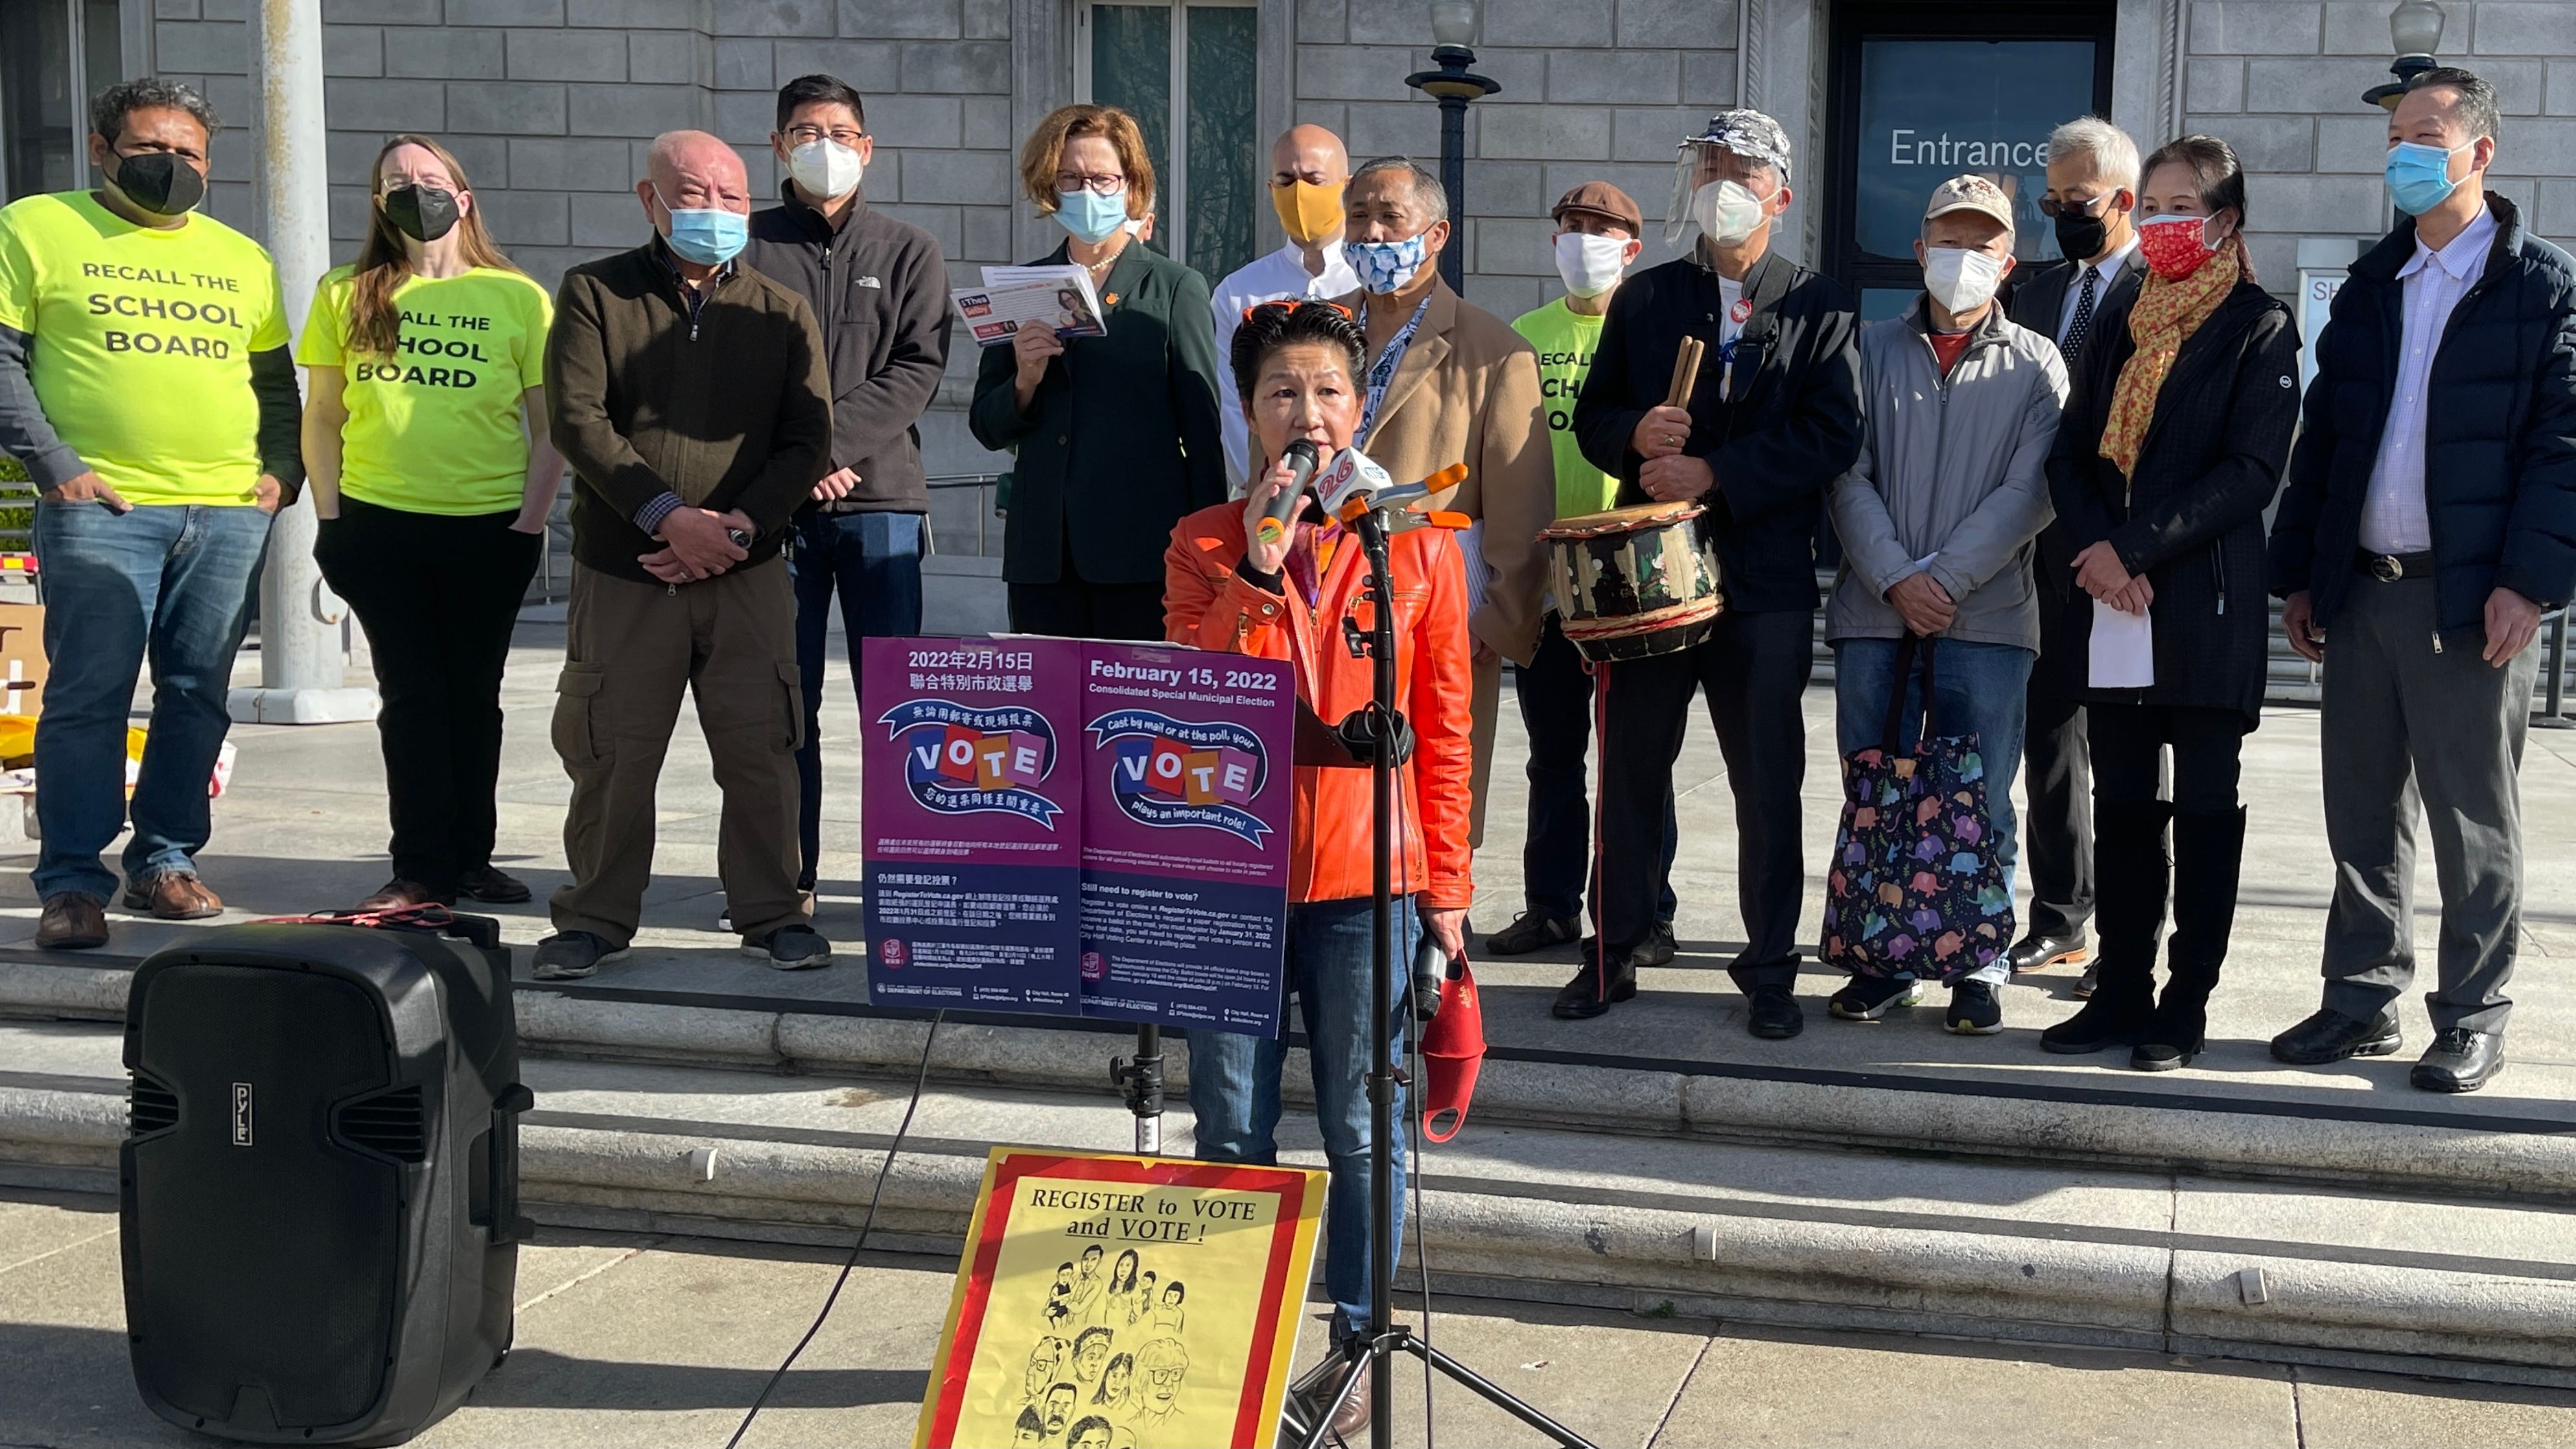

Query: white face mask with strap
[[1923, 246, 2007, 314], [1552, 232, 1630, 298], [1691, 180, 1770, 247]]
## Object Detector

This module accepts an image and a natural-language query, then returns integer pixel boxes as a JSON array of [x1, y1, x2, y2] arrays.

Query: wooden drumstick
[[1665, 335, 1705, 410]]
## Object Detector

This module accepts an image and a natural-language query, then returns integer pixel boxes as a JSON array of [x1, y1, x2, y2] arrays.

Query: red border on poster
[[919, 1150, 1320, 1448]]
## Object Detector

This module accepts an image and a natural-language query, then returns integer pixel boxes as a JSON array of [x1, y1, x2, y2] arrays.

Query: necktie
[[2064, 266, 2100, 366]]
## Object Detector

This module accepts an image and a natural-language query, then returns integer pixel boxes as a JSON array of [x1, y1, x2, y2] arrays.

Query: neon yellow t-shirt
[[1510, 298, 1620, 521], [0, 191, 289, 507], [296, 265, 552, 516]]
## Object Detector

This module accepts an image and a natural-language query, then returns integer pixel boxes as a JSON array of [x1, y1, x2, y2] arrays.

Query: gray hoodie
[[1826, 298, 2067, 650]]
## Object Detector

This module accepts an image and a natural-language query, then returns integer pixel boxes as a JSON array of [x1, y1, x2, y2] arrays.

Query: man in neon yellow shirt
[[0, 80, 301, 950], [1493, 183, 1680, 1013]]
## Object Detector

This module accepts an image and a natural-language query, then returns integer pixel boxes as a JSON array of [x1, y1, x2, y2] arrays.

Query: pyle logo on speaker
[[229, 1082, 253, 1147]]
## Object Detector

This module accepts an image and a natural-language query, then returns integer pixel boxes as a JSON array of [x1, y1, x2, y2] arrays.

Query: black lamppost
[[2362, 0, 2446, 108], [1407, 1, 1498, 295]]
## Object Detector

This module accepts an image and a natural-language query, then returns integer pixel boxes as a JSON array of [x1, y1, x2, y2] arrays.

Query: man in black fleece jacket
[[744, 73, 954, 897], [535, 129, 834, 982], [1569, 108, 1864, 1040]]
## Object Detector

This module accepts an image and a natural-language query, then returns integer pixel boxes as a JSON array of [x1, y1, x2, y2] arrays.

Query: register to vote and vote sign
[[860, 637, 1294, 1037], [914, 1149, 1324, 1449]]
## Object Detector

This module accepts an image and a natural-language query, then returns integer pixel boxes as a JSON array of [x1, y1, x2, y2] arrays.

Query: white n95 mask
[[788, 138, 865, 198], [1922, 246, 2006, 313], [1691, 180, 1769, 248]]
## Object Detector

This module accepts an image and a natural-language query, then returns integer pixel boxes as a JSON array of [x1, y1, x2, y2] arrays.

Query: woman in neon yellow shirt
[[299, 134, 564, 910]]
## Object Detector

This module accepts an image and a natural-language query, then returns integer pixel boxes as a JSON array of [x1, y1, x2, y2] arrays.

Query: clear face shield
[[1665, 141, 1783, 248]]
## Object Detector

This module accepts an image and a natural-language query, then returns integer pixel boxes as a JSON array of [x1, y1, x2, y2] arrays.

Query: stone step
[[7, 927, 2576, 1207], [8, 1017, 2576, 1389]]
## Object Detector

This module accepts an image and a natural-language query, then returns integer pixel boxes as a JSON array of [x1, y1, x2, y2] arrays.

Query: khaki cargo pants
[[548, 560, 808, 947]]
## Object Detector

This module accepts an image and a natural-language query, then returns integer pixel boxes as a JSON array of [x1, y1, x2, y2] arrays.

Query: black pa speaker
[[121, 913, 535, 1445]]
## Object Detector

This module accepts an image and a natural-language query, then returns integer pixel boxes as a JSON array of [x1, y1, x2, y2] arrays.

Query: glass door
[[1077, 0, 1259, 284], [1, 0, 126, 203], [1825, 1, 2115, 320]]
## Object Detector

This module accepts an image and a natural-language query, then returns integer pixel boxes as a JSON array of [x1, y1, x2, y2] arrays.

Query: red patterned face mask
[[2138, 214, 2219, 280]]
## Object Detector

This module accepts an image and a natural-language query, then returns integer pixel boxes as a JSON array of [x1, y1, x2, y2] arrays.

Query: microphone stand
[[1280, 506, 1595, 1449]]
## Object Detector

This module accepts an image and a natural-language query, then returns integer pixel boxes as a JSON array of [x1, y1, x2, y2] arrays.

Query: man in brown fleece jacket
[[532, 130, 834, 982]]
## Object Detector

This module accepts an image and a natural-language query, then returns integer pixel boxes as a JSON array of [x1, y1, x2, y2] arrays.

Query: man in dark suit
[[2001, 115, 2146, 994]]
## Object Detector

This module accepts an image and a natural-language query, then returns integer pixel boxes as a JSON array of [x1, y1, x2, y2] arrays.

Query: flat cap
[[1551, 180, 1643, 232]]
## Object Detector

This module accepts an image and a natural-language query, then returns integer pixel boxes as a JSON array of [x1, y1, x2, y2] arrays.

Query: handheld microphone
[[1253, 438, 1321, 547]]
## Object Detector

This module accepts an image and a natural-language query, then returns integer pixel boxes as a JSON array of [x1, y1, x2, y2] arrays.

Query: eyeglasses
[[784, 124, 866, 147], [1146, 1367, 1186, 1385], [2037, 193, 2116, 218], [1055, 172, 1128, 195], [1241, 298, 1355, 324]]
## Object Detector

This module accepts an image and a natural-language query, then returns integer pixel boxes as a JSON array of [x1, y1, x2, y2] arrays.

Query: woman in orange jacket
[[1162, 300, 1473, 1398]]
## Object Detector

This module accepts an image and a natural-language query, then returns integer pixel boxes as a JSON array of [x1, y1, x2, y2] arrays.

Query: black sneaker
[[456, 865, 533, 904], [1828, 975, 1921, 1021], [1580, 923, 1679, 969], [1640, 922, 1678, 967], [2269, 1007, 2402, 1065], [1486, 912, 1580, 956], [2411, 1028, 2504, 1093], [532, 930, 627, 982], [1745, 984, 1803, 1039], [749, 923, 833, 971], [1945, 980, 2004, 1035]]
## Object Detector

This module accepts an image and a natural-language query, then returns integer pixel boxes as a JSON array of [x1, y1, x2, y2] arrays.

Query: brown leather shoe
[[36, 893, 108, 950], [1328, 1371, 1372, 1444], [358, 878, 454, 910], [121, 871, 224, 921]]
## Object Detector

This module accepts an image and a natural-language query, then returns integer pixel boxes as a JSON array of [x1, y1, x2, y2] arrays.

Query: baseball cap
[[1551, 180, 1643, 233], [1683, 108, 1794, 185], [1924, 174, 2016, 231]]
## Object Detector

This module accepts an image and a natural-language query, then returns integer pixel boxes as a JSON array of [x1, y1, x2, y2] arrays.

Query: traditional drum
[[1539, 501, 1724, 662]]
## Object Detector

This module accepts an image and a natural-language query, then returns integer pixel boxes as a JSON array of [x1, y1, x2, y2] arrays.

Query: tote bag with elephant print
[[1819, 636, 2014, 984]]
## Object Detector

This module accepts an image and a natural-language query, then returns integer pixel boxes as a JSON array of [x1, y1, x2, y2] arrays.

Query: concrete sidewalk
[[14, 1185, 2576, 1449]]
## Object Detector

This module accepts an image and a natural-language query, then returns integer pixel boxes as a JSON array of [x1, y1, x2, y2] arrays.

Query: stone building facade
[[14, 0, 2573, 484]]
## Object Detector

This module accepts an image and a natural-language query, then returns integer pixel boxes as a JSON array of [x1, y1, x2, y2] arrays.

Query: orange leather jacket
[[1164, 503, 1475, 910]]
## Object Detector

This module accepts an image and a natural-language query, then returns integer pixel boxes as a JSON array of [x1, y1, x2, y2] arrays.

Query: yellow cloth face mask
[[1270, 180, 1345, 247]]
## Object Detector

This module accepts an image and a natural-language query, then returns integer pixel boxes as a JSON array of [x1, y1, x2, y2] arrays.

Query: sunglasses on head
[[1241, 298, 1355, 324]]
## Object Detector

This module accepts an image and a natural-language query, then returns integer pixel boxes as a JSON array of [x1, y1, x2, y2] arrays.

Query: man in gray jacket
[[1823, 174, 2068, 1035]]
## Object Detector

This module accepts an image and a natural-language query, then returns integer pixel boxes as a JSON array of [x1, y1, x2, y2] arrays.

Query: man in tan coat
[[1333, 156, 1552, 864]]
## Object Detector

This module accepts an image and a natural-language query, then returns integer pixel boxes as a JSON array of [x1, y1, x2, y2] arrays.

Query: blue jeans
[[1188, 895, 1417, 1341], [31, 501, 271, 901], [788, 510, 922, 889], [1833, 635, 2035, 913]]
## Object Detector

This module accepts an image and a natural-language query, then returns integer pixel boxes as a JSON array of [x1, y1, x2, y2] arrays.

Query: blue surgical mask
[[1344, 233, 1429, 295], [656, 188, 747, 266], [1054, 188, 1129, 244], [2384, 139, 2470, 217]]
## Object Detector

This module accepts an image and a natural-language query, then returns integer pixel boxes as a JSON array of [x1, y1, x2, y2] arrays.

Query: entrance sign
[[1853, 38, 2098, 266], [915, 1148, 1324, 1449], [862, 637, 1294, 1037]]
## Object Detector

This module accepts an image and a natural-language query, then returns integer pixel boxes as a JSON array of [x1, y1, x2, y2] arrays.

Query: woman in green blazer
[[970, 104, 1226, 641]]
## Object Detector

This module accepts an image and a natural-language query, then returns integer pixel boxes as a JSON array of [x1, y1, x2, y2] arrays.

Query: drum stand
[[1274, 508, 1598, 1449]]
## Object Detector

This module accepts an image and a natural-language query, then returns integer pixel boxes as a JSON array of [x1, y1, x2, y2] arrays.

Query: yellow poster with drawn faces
[[917, 1149, 1324, 1449]]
